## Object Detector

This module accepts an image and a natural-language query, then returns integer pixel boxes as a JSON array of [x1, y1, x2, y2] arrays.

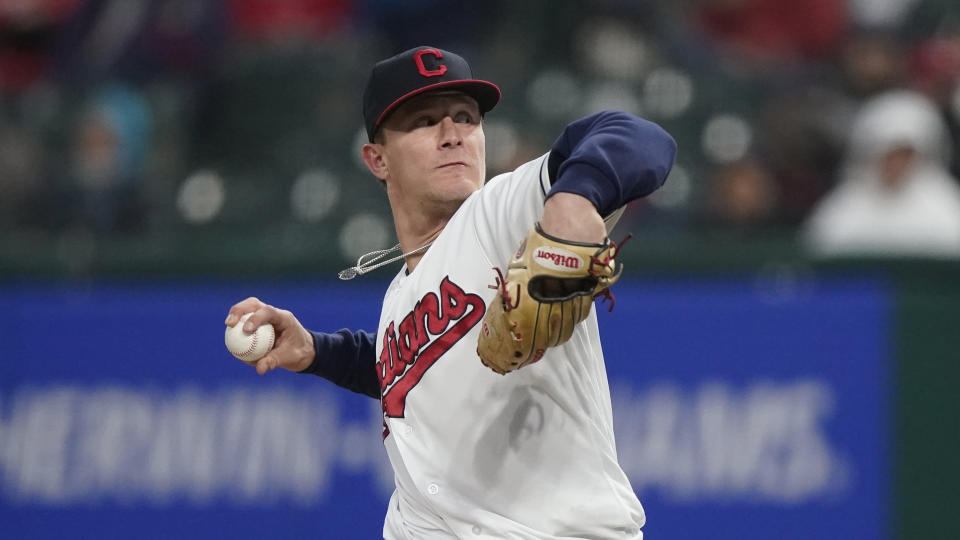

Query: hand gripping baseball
[[477, 224, 629, 374], [224, 298, 315, 375]]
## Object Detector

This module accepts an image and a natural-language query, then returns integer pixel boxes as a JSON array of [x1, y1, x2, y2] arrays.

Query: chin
[[441, 172, 482, 193], [428, 184, 478, 213], [438, 188, 475, 207]]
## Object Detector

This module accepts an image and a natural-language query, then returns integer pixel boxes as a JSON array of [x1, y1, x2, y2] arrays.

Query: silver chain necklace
[[338, 241, 434, 280]]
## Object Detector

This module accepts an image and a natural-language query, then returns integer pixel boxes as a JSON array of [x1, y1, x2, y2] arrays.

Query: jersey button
[[427, 483, 439, 495], [472, 525, 482, 535]]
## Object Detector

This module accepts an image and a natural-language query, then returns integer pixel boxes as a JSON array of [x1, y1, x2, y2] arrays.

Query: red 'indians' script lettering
[[378, 276, 485, 423], [535, 249, 580, 269]]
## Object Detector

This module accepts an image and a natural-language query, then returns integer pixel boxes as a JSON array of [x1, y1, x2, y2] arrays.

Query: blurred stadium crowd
[[2, 0, 960, 272]]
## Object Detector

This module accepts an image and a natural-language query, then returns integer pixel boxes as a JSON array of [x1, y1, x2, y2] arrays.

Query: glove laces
[[590, 233, 632, 311], [489, 267, 521, 312]]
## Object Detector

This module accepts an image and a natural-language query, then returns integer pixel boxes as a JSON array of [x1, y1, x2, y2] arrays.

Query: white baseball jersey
[[377, 153, 644, 540]]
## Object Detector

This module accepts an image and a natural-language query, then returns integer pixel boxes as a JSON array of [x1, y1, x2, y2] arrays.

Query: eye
[[413, 116, 437, 128], [454, 111, 477, 124]]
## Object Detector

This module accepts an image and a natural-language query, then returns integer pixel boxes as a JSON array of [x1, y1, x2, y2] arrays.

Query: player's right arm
[[224, 298, 380, 399], [300, 329, 380, 398]]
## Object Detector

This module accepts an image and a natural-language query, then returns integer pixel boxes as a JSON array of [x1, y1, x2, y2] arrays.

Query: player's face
[[374, 92, 486, 212]]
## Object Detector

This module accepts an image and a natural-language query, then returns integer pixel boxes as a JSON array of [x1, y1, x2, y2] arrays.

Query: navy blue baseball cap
[[362, 46, 501, 142]]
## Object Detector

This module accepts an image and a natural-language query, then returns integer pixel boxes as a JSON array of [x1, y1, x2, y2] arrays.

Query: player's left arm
[[541, 110, 677, 242], [477, 113, 676, 372]]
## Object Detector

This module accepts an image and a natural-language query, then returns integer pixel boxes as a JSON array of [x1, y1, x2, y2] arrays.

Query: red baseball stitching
[[238, 331, 259, 359], [231, 318, 274, 360]]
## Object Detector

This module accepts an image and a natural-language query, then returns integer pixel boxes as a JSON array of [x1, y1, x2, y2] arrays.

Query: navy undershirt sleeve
[[547, 110, 677, 216], [299, 329, 380, 399]]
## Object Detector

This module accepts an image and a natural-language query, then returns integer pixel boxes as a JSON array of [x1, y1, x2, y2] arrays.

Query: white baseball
[[225, 313, 275, 362]]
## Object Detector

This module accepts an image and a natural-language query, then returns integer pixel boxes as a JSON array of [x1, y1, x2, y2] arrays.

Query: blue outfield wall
[[0, 277, 890, 539]]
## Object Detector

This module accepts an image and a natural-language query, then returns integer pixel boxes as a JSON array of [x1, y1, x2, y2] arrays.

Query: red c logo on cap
[[414, 49, 447, 77]]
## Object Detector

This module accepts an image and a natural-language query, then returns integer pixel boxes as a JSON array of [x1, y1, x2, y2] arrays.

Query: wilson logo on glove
[[533, 247, 582, 271]]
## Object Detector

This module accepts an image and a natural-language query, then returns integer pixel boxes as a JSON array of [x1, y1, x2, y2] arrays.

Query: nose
[[438, 116, 462, 148]]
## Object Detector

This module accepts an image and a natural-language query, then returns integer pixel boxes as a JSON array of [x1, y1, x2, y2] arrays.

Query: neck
[[397, 221, 446, 273], [391, 206, 453, 273], [387, 182, 475, 273]]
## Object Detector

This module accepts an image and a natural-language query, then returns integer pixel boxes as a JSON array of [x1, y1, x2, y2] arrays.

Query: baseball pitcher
[[225, 46, 677, 539]]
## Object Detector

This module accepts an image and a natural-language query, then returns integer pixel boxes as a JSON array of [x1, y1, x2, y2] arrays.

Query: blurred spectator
[[359, 0, 499, 56], [753, 89, 848, 225], [0, 0, 81, 92], [694, 0, 848, 69], [228, 0, 353, 42], [840, 31, 909, 98], [803, 90, 960, 257], [0, 124, 46, 226], [53, 0, 227, 85], [705, 158, 780, 230], [64, 83, 153, 232], [908, 31, 960, 178], [848, 0, 921, 29]]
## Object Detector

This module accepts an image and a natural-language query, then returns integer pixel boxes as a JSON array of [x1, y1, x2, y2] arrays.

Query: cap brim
[[374, 79, 502, 129]]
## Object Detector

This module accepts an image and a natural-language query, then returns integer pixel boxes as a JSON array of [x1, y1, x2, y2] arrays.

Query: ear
[[361, 143, 389, 182]]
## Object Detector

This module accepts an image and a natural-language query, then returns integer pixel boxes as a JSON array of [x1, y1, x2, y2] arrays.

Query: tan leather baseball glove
[[477, 223, 628, 374]]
